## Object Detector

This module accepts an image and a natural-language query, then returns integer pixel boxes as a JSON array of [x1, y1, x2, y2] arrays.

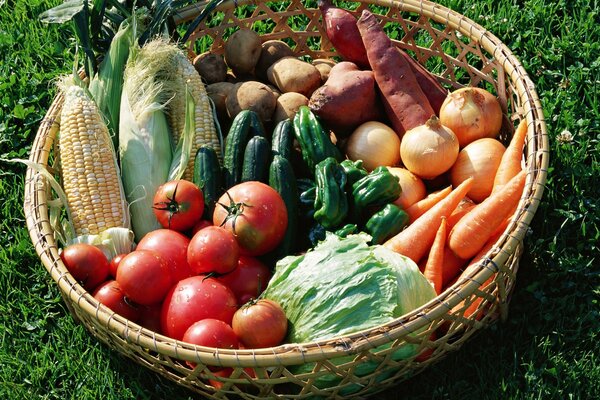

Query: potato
[[313, 58, 336, 82], [226, 81, 277, 123], [193, 52, 227, 84], [224, 29, 262, 77], [272, 92, 309, 124], [206, 82, 234, 122], [266, 57, 322, 97], [255, 40, 295, 81]]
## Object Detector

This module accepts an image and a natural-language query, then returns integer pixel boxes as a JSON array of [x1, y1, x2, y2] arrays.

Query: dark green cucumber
[[271, 118, 294, 160], [223, 110, 263, 189], [241, 136, 270, 183], [293, 106, 342, 173], [193, 145, 223, 219], [268, 155, 299, 258]]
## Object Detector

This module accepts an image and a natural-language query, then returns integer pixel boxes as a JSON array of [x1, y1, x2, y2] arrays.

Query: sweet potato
[[399, 50, 448, 114], [318, 0, 369, 68], [356, 9, 435, 136], [308, 61, 382, 135]]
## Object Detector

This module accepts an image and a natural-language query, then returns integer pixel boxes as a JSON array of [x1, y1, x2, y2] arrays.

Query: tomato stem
[[216, 191, 252, 235], [152, 181, 182, 229]]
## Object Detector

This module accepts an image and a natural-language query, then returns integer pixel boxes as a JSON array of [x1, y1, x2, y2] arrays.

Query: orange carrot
[[450, 219, 509, 319], [447, 196, 476, 229], [405, 186, 452, 224], [384, 177, 473, 263], [448, 170, 526, 259], [423, 217, 447, 294], [492, 119, 527, 193], [441, 246, 468, 289]]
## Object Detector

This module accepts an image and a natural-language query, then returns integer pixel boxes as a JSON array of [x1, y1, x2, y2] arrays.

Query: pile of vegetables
[[39, 0, 529, 392]]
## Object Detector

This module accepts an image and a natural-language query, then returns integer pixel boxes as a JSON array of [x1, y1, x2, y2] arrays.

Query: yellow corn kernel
[[59, 82, 128, 236]]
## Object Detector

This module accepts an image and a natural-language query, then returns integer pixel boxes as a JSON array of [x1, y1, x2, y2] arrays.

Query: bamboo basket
[[24, 0, 549, 398]]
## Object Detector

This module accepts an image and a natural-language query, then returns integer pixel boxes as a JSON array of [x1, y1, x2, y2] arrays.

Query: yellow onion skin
[[345, 121, 401, 171], [400, 116, 459, 180], [450, 138, 506, 203], [387, 167, 427, 209], [439, 87, 503, 147]]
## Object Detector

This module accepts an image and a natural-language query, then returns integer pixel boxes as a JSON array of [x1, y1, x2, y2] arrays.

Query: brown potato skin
[[226, 81, 278, 124], [193, 52, 227, 84], [266, 57, 322, 97], [206, 82, 234, 122], [255, 40, 295, 81], [224, 29, 262, 77], [272, 92, 309, 124]]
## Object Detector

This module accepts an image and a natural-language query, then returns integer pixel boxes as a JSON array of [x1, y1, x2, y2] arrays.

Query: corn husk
[[119, 39, 175, 241]]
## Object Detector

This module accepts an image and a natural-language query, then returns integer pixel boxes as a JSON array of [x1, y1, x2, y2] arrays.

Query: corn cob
[[58, 78, 130, 237], [167, 52, 221, 181]]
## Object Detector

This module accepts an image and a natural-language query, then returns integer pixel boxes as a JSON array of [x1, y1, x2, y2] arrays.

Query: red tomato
[[216, 256, 271, 305], [60, 243, 109, 291], [108, 253, 126, 279], [136, 229, 192, 283], [93, 280, 140, 321], [138, 303, 163, 333], [182, 319, 239, 349], [153, 180, 204, 232], [232, 299, 288, 348], [161, 276, 237, 340], [188, 226, 239, 275], [206, 366, 256, 389], [116, 250, 172, 306], [190, 219, 213, 237], [213, 181, 287, 256], [182, 319, 239, 369]]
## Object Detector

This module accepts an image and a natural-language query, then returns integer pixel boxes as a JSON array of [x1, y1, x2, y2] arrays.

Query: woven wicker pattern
[[24, 1, 549, 398]]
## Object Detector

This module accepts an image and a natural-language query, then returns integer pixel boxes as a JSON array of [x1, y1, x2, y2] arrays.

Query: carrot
[[384, 177, 473, 263], [446, 196, 476, 229], [398, 49, 448, 114], [448, 170, 526, 259], [423, 217, 447, 294], [405, 186, 452, 224], [492, 119, 527, 193], [450, 218, 510, 319], [356, 9, 435, 136], [441, 246, 468, 289]]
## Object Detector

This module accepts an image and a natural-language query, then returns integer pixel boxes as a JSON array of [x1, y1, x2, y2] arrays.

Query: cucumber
[[193, 145, 223, 219], [271, 118, 294, 160], [241, 136, 270, 183], [268, 155, 299, 259], [223, 110, 264, 189]]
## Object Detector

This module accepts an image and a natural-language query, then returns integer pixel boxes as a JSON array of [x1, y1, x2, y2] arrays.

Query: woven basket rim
[[24, 0, 549, 369]]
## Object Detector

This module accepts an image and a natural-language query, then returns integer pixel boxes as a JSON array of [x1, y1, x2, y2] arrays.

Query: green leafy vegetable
[[262, 233, 436, 393]]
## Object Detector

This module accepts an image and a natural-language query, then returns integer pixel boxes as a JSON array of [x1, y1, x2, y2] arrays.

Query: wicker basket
[[24, 0, 549, 398]]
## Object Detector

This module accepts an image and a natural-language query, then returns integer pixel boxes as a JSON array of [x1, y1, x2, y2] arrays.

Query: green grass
[[1, 0, 598, 399]]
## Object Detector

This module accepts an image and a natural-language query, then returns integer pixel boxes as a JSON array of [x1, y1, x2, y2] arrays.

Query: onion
[[345, 121, 400, 171], [400, 115, 459, 180], [449, 138, 506, 203], [387, 167, 427, 209], [439, 87, 503, 147]]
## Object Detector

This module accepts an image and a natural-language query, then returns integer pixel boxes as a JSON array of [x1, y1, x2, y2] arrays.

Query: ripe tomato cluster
[[60, 180, 289, 355]]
